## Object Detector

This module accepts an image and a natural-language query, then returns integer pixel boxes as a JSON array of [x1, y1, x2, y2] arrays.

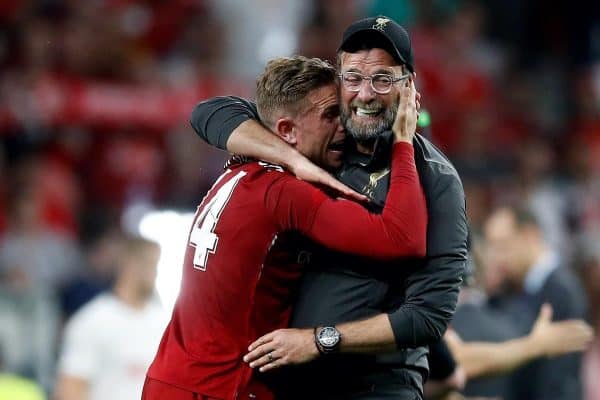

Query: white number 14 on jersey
[[189, 170, 246, 270]]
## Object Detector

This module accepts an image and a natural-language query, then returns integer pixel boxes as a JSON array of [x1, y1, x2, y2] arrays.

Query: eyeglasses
[[338, 71, 411, 94]]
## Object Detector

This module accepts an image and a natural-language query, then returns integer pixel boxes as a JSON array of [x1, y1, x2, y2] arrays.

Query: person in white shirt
[[54, 236, 167, 400]]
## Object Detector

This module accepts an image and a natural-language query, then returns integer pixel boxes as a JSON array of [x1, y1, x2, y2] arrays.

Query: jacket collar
[[343, 130, 394, 171]]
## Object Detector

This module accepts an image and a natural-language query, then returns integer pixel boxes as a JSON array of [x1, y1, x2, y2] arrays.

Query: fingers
[[248, 331, 276, 352], [245, 342, 285, 373], [249, 349, 279, 370], [244, 342, 274, 364], [409, 79, 417, 106], [246, 349, 282, 372], [559, 320, 593, 344], [396, 84, 409, 127], [535, 303, 553, 325], [258, 354, 281, 372], [330, 179, 369, 203], [544, 320, 594, 356], [244, 332, 276, 364], [244, 328, 318, 373], [245, 330, 286, 370]]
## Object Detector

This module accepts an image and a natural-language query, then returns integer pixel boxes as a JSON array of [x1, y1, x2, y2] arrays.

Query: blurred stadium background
[[0, 0, 597, 399]]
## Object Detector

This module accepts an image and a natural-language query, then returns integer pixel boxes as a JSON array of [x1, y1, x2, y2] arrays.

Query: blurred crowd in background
[[0, 0, 598, 399]]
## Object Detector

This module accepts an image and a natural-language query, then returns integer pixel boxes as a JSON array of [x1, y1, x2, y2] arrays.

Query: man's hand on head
[[392, 79, 418, 144]]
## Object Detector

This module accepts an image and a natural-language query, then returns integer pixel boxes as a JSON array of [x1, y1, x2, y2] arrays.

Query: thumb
[[535, 303, 553, 325]]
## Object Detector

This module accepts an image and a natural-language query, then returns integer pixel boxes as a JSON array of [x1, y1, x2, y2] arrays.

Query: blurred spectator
[[362, 0, 417, 27], [210, 0, 313, 78], [437, 304, 592, 399], [84, 129, 168, 209], [483, 206, 588, 400], [59, 215, 122, 319], [163, 123, 229, 208], [492, 137, 572, 259], [411, 0, 502, 158], [579, 239, 600, 400], [297, 0, 360, 63], [0, 165, 80, 292], [0, 155, 80, 390], [431, 234, 591, 399], [54, 235, 167, 400]]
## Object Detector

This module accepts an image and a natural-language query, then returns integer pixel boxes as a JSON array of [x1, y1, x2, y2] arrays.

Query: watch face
[[318, 326, 340, 347]]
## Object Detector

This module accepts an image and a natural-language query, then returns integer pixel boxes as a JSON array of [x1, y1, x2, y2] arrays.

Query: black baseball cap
[[339, 16, 414, 73]]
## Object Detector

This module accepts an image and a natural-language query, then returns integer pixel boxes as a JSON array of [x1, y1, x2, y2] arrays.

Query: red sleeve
[[264, 142, 427, 260]]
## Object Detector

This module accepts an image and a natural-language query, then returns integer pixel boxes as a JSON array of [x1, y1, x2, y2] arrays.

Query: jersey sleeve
[[264, 142, 427, 259], [190, 96, 260, 150], [57, 308, 101, 380]]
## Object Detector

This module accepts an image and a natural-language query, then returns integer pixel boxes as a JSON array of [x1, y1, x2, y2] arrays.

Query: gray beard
[[341, 100, 398, 142]]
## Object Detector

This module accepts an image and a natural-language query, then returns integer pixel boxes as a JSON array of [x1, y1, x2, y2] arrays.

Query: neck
[[113, 279, 147, 310], [355, 138, 376, 155]]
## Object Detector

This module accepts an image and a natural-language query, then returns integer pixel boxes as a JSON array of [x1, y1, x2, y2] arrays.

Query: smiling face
[[339, 48, 406, 142], [290, 84, 346, 171]]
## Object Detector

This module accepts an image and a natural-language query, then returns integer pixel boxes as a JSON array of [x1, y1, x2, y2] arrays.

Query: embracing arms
[[267, 82, 426, 259], [191, 97, 366, 202], [244, 165, 467, 372]]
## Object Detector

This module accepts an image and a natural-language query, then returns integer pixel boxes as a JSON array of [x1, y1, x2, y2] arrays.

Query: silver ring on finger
[[268, 352, 274, 362]]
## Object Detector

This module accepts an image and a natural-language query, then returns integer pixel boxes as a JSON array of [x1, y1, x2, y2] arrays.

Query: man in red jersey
[[143, 55, 424, 400]]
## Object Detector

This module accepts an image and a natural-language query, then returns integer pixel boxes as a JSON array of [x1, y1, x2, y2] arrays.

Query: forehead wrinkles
[[341, 49, 401, 74], [301, 86, 337, 115]]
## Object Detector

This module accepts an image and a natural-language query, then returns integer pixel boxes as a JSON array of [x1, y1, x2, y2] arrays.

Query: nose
[[335, 116, 345, 135], [356, 79, 376, 103]]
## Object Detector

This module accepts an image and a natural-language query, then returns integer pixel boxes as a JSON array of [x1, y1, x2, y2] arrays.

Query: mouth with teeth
[[327, 139, 345, 153], [354, 106, 383, 118]]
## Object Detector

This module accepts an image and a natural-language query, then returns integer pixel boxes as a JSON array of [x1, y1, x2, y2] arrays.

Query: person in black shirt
[[191, 16, 468, 400]]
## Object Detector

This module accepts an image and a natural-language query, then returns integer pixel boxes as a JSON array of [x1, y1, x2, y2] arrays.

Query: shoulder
[[230, 161, 293, 186], [257, 161, 286, 173], [414, 135, 462, 183], [545, 266, 581, 291], [413, 134, 464, 199], [544, 267, 587, 307], [529, 266, 587, 320], [65, 294, 117, 332]]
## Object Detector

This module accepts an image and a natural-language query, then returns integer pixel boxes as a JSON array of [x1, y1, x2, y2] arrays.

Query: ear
[[274, 118, 297, 145]]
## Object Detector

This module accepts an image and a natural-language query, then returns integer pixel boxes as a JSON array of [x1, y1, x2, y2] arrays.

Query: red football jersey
[[147, 143, 426, 399]]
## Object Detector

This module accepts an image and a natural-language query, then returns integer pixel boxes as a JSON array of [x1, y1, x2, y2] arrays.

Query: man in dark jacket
[[191, 16, 468, 400], [483, 206, 588, 400]]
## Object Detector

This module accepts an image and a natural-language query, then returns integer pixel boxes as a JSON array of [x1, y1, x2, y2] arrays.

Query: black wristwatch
[[314, 326, 341, 354]]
